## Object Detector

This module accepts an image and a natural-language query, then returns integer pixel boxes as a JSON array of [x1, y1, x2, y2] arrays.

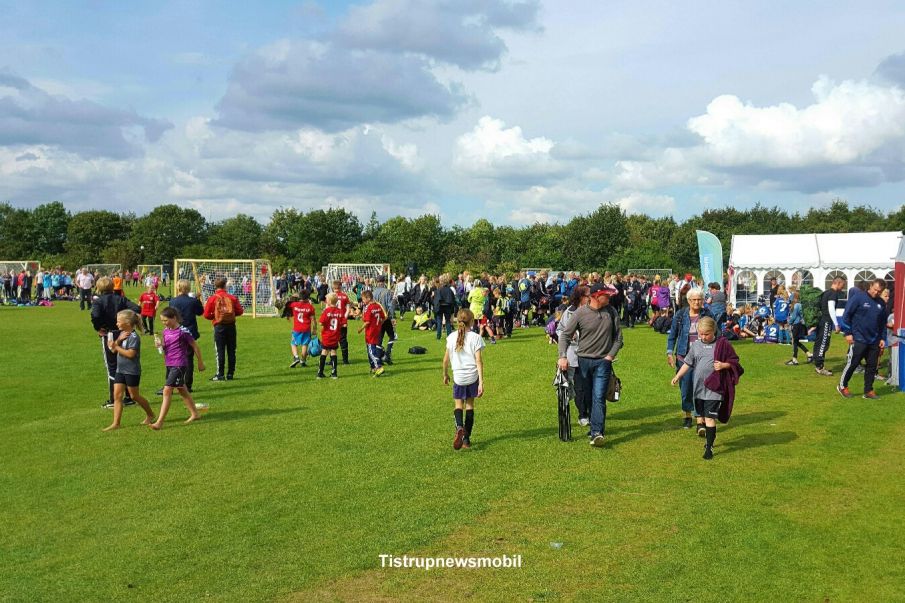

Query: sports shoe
[[330, 373, 338, 380], [123, 398, 136, 406], [863, 390, 880, 400], [102, 401, 115, 410], [683, 417, 692, 429], [590, 433, 605, 447], [703, 446, 714, 460], [453, 427, 466, 450], [785, 358, 799, 366], [384, 358, 393, 365], [316, 373, 325, 379], [806, 354, 814, 364], [374, 366, 385, 377], [837, 385, 853, 398], [462, 437, 472, 449], [578, 417, 590, 427], [226, 375, 234, 381], [290, 358, 301, 368], [210, 375, 226, 381], [155, 388, 164, 396], [854, 366, 865, 374], [815, 367, 833, 376], [697, 424, 706, 437]]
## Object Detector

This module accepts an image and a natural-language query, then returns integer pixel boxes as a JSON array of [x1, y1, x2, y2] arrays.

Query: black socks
[[454, 409, 464, 428], [705, 425, 716, 448], [464, 409, 474, 437], [318, 355, 326, 374]]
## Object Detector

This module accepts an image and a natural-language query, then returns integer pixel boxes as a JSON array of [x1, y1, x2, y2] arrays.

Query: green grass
[[2, 299, 904, 602]]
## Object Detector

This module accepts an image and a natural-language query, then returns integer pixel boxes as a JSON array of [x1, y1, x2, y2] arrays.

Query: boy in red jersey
[[284, 293, 317, 368], [357, 290, 387, 376], [332, 280, 351, 364], [139, 285, 160, 335], [318, 292, 344, 379]]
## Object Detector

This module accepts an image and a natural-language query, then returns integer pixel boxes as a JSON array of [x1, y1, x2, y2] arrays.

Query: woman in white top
[[442, 309, 485, 451]]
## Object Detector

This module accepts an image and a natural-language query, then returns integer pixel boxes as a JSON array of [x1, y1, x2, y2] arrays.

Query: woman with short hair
[[666, 288, 714, 433]]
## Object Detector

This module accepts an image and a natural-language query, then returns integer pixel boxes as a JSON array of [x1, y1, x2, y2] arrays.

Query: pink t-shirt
[[162, 327, 194, 367]]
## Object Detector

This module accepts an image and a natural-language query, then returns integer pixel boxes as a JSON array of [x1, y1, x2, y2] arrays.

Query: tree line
[[1, 200, 903, 275]]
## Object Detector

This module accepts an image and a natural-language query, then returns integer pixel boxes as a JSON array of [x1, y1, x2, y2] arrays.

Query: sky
[[3, 0, 905, 227]]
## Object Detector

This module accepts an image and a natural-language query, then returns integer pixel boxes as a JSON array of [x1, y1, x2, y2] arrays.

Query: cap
[[589, 284, 617, 297]]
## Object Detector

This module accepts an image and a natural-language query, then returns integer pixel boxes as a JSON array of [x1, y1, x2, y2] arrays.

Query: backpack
[[408, 346, 427, 354], [214, 293, 236, 325], [545, 317, 558, 337]]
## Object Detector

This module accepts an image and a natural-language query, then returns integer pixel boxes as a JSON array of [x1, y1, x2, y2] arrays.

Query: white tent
[[728, 231, 902, 307]]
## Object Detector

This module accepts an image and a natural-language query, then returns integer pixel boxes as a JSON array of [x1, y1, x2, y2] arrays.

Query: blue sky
[[3, 0, 905, 226]]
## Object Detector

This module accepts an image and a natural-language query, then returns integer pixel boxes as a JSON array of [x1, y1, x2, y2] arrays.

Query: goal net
[[325, 263, 390, 288], [138, 264, 164, 279], [173, 258, 277, 318], [0, 260, 41, 274], [627, 268, 672, 281], [86, 263, 122, 276]]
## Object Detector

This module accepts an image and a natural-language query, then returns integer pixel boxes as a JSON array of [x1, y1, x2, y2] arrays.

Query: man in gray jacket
[[557, 283, 623, 447], [373, 275, 398, 364]]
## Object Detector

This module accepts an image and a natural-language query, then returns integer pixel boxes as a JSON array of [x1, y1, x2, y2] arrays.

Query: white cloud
[[454, 116, 567, 184]]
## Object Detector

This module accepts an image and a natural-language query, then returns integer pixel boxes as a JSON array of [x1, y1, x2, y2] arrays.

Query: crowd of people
[[79, 264, 895, 460], [1, 266, 167, 307]]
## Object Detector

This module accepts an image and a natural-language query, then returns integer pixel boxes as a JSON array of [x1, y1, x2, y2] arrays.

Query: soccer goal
[[324, 263, 390, 286], [173, 258, 277, 318], [86, 264, 122, 276], [0, 260, 41, 274], [138, 264, 164, 278], [627, 268, 672, 281]]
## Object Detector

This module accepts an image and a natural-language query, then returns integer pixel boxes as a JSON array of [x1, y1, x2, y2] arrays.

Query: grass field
[[2, 294, 905, 602]]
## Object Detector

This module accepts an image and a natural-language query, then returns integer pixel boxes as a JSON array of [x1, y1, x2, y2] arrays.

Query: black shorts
[[114, 372, 140, 387], [695, 397, 721, 419], [165, 366, 188, 388], [321, 343, 338, 351]]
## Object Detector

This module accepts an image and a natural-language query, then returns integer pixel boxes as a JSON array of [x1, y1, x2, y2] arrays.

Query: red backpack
[[214, 293, 236, 325]]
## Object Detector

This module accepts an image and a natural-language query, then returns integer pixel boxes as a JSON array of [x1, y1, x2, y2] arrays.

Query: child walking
[[442, 309, 485, 450], [150, 307, 205, 430], [139, 285, 160, 335], [318, 292, 344, 379], [284, 293, 317, 368], [671, 317, 732, 460], [358, 290, 387, 376], [103, 310, 155, 431]]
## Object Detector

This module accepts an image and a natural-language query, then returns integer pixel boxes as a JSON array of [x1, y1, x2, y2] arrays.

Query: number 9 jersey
[[319, 306, 345, 348]]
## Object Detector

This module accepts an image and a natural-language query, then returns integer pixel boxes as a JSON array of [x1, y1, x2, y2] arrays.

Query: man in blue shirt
[[837, 279, 888, 399]]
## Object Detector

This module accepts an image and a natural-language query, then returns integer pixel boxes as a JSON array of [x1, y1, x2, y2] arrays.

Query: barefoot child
[[358, 290, 387, 376], [103, 310, 155, 431], [442, 309, 485, 450], [150, 307, 206, 429], [318, 292, 343, 379], [670, 317, 728, 460]]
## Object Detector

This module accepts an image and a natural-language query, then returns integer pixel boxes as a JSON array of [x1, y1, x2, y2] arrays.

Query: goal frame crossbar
[[0, 260, 41, 274]]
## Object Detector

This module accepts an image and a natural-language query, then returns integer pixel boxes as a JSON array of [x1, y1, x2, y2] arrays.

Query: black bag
[[408, 346, 427, 354], [606, 371, 622, 402]]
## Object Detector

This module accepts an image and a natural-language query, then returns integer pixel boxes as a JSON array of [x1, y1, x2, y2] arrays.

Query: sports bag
[[606, 370, 622, 402], [214, 293, 236, 325], [308, 336, 322, 356], [408, 346, 427, 354]]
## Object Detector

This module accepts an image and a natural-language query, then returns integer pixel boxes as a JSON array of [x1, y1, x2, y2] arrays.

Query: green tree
[[356, 214, 446, 274], [102, 239, 142, 270], [288, 208, 362, 271], [65, 210, 129, 265], [563, 203, 628, 270], [261, 208, 301, 260], [0, 203, 32, 258], [28, 201, 69, 256], [130, 205, 208, 263], [208, 214, 263, 258]]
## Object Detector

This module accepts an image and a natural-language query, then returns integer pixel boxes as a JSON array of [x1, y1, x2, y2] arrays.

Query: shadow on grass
[[720, 430, 798, 454], [202, 405, 307, 423], [475, 426, 554, 449], [723, 410, 788, 430]]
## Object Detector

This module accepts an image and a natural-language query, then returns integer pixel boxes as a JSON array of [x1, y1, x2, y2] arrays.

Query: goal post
[[173, 258, 277, 318], [324, 263, 391, 286], [86, 263, 122, 276], [137, 264, 164, 278], [0, 260, 41, 274]]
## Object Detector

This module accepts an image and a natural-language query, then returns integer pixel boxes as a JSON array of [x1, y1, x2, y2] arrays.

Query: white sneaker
[[578, 418, 590, 427]]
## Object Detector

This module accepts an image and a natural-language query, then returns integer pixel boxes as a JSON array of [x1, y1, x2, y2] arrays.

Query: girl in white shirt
[[442, 309, 485, 450]]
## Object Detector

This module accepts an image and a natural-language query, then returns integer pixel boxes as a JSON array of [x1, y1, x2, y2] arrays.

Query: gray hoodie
[[557, 304, 623, 360]]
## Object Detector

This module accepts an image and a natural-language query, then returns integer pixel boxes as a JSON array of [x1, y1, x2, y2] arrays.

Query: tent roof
[[730, 232, 902, 271]]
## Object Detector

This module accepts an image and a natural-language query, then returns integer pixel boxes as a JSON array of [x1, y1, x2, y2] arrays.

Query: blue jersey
[[755, 305, 770, 318], [773, 298, 789, 322], [764, 324, 780, 341]]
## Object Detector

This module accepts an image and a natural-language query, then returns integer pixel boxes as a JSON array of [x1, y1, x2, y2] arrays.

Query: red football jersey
[[362, 302, 386, 345], [288, 300, 315, 333], [335, 291, 350, 326], [139, 292, 159, 317], [319, 306, 345, 347]]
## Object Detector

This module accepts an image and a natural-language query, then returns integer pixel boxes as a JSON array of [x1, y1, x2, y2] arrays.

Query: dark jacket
[[91, 293, 140, 331], [169, 294, 205, 339], [842, 288, 887, 345], [705, 337, 744, 424]]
